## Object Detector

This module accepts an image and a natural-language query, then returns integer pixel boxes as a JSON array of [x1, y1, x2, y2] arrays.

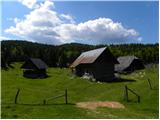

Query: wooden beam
[[125, 85, 129, 102], [65, 89, 68, 104], [43, 100, 46, 105], [15, 88, 20, 104], [147, 79, 152, 89]]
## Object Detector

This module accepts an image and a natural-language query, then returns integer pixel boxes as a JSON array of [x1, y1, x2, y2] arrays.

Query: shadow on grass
[[23, 75, 51, 79], [112, 78, 136, 83], [97, 78, 136, 83], [151, 88, 159, 90], [123, 100, 140, 103]]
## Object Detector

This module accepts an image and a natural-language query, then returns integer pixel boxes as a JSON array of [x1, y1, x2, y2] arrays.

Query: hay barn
[[115, 56, 145, 73], [70, 47, 119, 81], [21, 58, 48, 78]]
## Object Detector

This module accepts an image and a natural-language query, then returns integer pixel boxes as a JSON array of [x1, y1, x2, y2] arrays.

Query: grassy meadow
[[1, 63, 159, 118]]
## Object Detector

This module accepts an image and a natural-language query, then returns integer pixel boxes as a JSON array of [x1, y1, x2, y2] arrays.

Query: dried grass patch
[[76, 101, 125, 110]]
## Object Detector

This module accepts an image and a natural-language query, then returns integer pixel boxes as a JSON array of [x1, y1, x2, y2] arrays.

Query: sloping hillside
[[1, 63, 159, 118]]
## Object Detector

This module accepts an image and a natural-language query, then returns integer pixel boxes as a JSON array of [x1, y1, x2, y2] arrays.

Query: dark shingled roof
[[30, 58, 48, 69], [70, 47, 118, 68], [115, 56, 139, 72], [21, 58, 48, 69]]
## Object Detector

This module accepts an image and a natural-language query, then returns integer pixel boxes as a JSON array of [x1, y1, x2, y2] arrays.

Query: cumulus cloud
[[54, 18, 141, 44], [60, 14, 75, 24], [6, 0, 62, 44], [18, 0, 37, 9], [13, 18, 21, 23], [5, 0, 142, 45]]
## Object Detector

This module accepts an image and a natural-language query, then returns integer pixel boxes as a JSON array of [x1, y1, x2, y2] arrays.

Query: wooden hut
[[70, 47, 119, 81], [115, 56, 145, 73], [21, 58, 48, 78]]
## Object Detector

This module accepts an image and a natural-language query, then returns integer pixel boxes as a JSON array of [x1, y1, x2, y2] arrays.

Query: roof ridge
[[82, 47, 106, 54], [70, 47, 109, 68]]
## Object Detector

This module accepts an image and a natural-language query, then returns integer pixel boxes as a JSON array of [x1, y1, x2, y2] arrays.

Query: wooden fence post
[[138, 96, 140, 103], [15, 88, 20, 104], [125, 86, 141, 103], [43, 100, 46, 105], [65, 89, 68, 104], [147, 79, 152, 89], [125, 85, 129, 102]]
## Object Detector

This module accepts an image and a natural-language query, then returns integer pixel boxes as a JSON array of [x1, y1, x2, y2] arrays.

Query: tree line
[[1, 40, 159, 68]]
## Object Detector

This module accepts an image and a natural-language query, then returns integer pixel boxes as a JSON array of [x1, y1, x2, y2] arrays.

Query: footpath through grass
[[1, 63, 159, 118]]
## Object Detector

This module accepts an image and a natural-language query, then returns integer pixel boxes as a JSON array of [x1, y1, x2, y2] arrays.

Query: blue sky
[[1, 0, 159, 45]]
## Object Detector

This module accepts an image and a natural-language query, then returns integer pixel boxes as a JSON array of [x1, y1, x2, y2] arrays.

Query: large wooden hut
[[115, 56, 145, 73], [70, 47, 119, 81], [21, 58, 48, 78]]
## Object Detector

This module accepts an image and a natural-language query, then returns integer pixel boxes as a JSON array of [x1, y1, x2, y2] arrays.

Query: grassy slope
[[1, 63, 159, 119]]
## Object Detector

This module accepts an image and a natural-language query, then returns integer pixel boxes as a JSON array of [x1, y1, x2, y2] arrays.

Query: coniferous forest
[[1, 40, 159, 68]]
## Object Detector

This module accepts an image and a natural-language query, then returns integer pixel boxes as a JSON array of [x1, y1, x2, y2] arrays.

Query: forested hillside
[[1, 40, 159, 68]]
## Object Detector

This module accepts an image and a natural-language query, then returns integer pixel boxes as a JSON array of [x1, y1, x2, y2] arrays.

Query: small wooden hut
[[21, 58, 48, 78], [70, 47, 119, 81], [115, 56, 145, 73]]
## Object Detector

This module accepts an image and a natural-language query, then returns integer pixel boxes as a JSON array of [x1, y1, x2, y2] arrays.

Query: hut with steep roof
[[21, 58, 48, 78], [70, 47, 119, 81], [115, 56, 145, 73]]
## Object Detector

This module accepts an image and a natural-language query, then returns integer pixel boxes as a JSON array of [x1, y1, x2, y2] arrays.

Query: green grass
[[1, 63, 159, 118]]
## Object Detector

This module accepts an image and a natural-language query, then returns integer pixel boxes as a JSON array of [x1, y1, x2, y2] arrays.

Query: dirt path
[[76, 101, 125, 110]]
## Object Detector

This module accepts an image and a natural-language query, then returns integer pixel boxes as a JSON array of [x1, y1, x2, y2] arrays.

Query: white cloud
[[137, 37, 142, 41], [18, 0, 37, 9], [5, 1, 142, 45], [0, 36, 10, 41], [60, 14, 75, 24], [39, 0, 55, 9], [5, 0, 62, 44], [13, 18, 21, 23], [54, 18, 141, 44]]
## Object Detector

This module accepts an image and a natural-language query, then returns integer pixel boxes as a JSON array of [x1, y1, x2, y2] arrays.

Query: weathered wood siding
[[74, 49, 116, 81], [93, 50, 115, 81], [92, 62, 114, 81]]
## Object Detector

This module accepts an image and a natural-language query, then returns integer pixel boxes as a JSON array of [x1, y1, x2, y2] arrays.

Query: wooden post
[[125, 85, 129, 102], [43, 100, 46, 105], [65, 89, 68, 104], [138, 96, 140, 103], [15, 88, 20, 104], [147, 79, 152, 89]]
